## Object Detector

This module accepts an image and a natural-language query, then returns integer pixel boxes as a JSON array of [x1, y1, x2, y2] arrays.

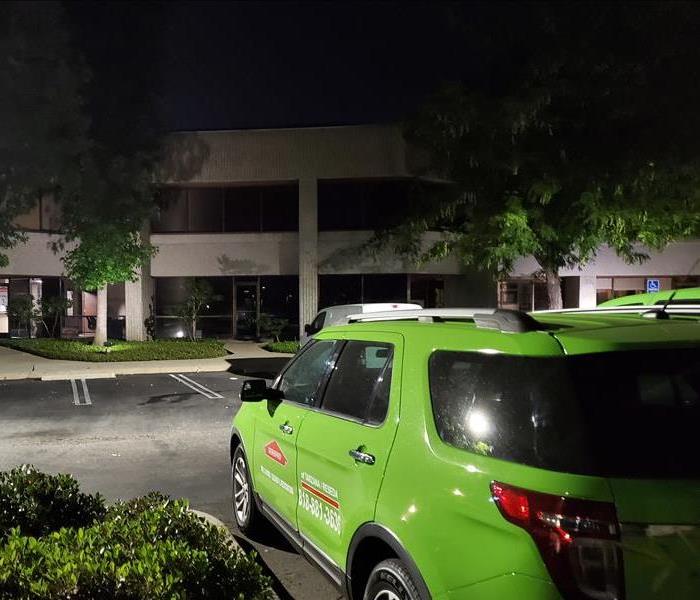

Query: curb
[[189, 509, 241, 550], [189, 510, 281, 600], [40, 373, 117, 381]]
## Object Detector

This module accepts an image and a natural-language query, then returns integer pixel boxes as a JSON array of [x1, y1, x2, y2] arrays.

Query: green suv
[[230, 307, 700, 600]]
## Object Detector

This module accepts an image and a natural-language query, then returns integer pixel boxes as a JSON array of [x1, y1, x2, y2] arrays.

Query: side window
[[320, 341, 393, 424], [428, 351, 588, 473], [278, 340, 336, 405], [308, 312, 326, 335]]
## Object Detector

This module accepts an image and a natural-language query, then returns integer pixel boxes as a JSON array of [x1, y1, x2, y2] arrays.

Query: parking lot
[[0, 371, 339, 600]]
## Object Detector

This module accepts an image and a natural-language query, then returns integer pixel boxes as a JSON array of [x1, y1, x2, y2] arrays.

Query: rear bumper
[[437, 572, 560, 600]]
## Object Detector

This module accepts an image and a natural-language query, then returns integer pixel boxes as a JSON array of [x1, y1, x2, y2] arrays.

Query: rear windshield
[[429, 349, 700, 478]]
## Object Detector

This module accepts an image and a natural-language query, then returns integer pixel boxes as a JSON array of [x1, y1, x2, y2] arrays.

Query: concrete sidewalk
[[0, 341, 293, 381]]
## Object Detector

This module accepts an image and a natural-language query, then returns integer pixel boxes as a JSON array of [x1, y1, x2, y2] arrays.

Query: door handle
[[279, 423, 293, 435], [349, 449, 375, 465]]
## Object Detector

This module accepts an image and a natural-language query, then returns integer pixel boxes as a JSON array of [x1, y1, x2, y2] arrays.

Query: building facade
[[1, 124, 698, 339]]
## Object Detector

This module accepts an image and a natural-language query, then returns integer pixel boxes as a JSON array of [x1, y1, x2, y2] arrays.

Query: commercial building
[[1, 124, 698, 339]]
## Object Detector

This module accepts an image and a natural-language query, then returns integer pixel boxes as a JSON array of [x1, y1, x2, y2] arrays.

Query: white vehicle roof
[[320, 303, 422, 314]]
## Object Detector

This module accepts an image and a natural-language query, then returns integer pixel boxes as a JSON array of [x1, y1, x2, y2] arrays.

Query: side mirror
[[240, 379, 282, 402], [304, 323, 312, 335]]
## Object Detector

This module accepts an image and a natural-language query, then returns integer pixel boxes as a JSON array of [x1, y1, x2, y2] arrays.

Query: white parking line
[[80, 378, 92, 405], [169, 374, 224, 399], [70, 379, 92, 406]]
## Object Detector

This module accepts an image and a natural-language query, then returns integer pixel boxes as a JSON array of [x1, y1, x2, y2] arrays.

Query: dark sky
[[67, 1, 469, 132]]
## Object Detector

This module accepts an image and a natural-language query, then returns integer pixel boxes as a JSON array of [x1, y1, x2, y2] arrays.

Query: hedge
[[0, 466, 271, 599]]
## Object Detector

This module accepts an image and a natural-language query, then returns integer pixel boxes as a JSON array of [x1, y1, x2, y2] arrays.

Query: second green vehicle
[[230, 305, 700, 599]]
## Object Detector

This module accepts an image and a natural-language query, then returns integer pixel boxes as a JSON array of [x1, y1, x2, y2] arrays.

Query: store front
[[153, 275, 298, 340]]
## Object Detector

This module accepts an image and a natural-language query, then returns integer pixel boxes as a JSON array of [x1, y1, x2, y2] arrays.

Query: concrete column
[[579, 276, 597, 308], [298, 178, 318, 338], [125, 261, 153, 341], [95, 287, 107, 345]]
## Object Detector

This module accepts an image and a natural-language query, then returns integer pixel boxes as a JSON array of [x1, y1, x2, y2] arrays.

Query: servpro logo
[[264, 440, 288, 466]]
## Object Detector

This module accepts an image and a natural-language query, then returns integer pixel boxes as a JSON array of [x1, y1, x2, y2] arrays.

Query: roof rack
[[533, 305, 700, 316], [346, 308, 542, 333]]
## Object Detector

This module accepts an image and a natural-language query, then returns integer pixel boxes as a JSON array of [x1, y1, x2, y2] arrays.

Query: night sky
[[66, 1, 468, 132]]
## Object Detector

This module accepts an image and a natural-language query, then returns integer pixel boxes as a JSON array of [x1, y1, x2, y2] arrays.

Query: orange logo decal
[[264, 440, 288, 466]]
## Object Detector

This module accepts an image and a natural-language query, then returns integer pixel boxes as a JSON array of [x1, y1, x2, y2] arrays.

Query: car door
[[252, 339, 338, 530], [295, 332, 403, 570]]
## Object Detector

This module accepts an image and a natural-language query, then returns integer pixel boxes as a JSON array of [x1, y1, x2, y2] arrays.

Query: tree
[[376, 2, 700, 308], [0, 2, 89, 268], [38, 296, 73, 338], [55, 2, 165, 345], [176, 279, 214, 341], [258, 314, 289, 343], [7, 295, 36, 337]]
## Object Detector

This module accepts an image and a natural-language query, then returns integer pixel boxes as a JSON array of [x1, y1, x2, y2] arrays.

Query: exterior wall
[[510, 240, 700, 279], [510, 240, 700, 308], [318, 231, 461, 275], [151, 230, 465, 277], [162, 124, 410, 184], [151, 232, 299, 276], [1, 233, 70, 276]]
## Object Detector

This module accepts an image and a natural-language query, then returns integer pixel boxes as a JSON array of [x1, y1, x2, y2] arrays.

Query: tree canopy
[[378, 2, 700, 307], [0, 1, 88, 267]]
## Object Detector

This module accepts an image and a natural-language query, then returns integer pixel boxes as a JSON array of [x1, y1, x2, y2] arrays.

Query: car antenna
[[645, 257, 700, 319]]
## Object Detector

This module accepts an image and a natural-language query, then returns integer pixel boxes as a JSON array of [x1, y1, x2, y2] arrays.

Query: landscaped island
[[0, 339, 229, 362]]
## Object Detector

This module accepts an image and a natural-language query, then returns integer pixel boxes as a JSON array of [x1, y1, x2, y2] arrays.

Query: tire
[[363, 558, 424, 600], [231, 445, 262, 535]]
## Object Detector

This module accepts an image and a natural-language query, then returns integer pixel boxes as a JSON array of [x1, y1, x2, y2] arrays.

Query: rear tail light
[[491, 481, 624, 600]]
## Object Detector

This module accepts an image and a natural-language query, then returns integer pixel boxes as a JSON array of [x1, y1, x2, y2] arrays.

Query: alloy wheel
[[233, 455, 250, 524]]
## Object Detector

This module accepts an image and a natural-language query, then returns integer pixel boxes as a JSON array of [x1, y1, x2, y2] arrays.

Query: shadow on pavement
[[227, 358, 291, 380]]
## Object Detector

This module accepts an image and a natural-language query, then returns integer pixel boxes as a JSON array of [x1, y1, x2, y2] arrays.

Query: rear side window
[[428, 349, 700, 478], [429, 351, 589, 474], [321, 341, 393, 424]]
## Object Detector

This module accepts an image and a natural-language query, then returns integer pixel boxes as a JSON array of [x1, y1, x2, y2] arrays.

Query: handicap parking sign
[[646, 279, 660, 293]]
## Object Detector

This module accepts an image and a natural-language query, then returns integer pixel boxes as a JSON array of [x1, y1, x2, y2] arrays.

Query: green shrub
[[261, 341, 299, 354], [0, 465, 105, 540], [257, 314, 288, 342], [0, 473, 272, 599], [0, 338, 228, 362]]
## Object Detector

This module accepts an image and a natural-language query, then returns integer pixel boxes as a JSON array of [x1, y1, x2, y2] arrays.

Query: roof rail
[[534, 305, 700, 316], [346, 308, 542, 333]]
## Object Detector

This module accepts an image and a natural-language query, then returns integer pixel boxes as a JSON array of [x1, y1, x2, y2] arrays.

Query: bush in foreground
[[0, 467, 271, 599], [0, 466, 105, 540]]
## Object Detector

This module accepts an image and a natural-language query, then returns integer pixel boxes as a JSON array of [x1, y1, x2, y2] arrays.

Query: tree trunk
[[544, 268, 563, 310], [93, 286, 108, 346]]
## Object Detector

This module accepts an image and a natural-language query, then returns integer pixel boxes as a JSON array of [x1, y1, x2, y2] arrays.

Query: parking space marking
[[169, 374, 224, 399], [71, 379, 92, 406]]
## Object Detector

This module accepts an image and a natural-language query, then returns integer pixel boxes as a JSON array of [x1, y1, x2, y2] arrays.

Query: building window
[[318, 179, 412, 231], [12, 196, 62, 233], [224, 188, 261, 232], [497, 279, 549, 311], [318, 179, 451, 231], [319, 274, 408, 308], [153, 185, 298, 234], [153, 275, 299, 339], [188, 188, 223, 232], [410, 275, 445, 308]]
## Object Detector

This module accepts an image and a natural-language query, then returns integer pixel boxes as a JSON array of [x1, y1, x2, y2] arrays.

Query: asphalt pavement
[[0, 370, 339, 600]]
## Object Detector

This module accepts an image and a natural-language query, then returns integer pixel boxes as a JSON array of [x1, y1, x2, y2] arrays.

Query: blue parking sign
[[646, 279, 660, 293]]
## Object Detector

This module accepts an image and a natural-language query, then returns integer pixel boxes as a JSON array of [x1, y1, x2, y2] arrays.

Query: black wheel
[[232, 445, 262, 535], [363, 559, 424, 600]]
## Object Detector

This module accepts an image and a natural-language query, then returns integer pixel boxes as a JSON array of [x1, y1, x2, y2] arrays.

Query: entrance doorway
[[235, 280, 259, 339]]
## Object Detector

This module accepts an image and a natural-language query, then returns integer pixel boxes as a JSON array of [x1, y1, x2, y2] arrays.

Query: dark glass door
[[235, 281, 258, 339]]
